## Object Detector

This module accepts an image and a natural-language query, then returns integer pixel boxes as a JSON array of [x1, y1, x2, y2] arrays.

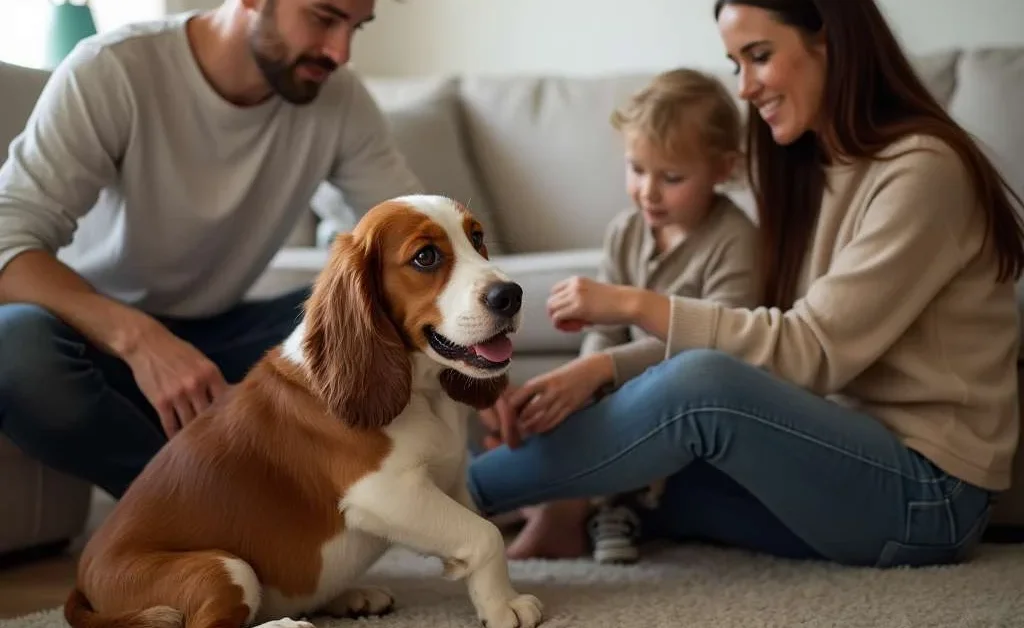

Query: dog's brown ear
[[303, 233, 411, 429], [440, 369, 508, 409]]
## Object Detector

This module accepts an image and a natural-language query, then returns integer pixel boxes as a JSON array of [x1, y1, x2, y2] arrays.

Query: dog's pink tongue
[[472, 334, 513, 362]]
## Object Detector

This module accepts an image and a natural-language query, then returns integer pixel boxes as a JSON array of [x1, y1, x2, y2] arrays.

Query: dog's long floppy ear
[[303, 232, 411, 429], [440, 369, 508, 410]]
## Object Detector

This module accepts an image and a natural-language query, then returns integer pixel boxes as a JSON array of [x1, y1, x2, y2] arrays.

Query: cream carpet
[[4, 543, 1024, 628]]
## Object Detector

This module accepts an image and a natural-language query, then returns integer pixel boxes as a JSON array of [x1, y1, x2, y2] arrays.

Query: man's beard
[[248, 3, 337, 105]]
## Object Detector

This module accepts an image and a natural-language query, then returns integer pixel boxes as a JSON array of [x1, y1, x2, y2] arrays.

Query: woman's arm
[[555, 138, 987, 395]]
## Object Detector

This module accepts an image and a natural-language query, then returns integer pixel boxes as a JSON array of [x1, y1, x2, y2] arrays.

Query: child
[[498, 68, 761, 564]]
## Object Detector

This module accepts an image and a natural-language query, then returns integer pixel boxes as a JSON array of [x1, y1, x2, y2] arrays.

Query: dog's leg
[[344, 471, 543, 628], [73, 550, 312, 628]]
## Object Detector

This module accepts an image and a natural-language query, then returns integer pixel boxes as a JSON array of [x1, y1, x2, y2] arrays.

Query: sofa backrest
[[361, 48, 998, 255], [0, 61, 50, 166]]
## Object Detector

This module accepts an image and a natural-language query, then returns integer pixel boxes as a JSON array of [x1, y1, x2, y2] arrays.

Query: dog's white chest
[[402, 391, 471, 494], [257, 529, 388, 621]]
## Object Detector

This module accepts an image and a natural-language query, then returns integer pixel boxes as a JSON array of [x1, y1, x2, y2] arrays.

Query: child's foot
[[588, 503, 641, 564], [505, 500, 590, 560]]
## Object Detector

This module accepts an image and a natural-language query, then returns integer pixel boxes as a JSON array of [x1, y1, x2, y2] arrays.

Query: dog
[[63, 195, 544, 628]]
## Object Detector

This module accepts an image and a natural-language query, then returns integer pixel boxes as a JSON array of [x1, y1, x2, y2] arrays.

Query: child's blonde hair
[[611, 68, 743, 178]]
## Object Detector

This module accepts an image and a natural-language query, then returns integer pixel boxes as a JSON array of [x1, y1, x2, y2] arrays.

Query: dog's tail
[[64, 589, 183, 628]]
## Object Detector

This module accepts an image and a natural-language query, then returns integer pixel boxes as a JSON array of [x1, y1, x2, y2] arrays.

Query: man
[[0, 0, 423, 499]]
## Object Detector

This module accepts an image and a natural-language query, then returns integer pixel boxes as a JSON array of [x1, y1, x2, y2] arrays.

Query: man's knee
[[0, 303, 78, 404]]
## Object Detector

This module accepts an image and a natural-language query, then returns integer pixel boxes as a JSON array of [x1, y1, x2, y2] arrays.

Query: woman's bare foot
[[506, 499, 590, 560]]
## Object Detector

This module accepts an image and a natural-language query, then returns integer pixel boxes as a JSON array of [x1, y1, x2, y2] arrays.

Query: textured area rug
[[4, 543, 1024, 628]]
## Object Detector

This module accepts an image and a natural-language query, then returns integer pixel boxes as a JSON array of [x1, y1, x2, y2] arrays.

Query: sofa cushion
[[459, 73, 656, 253], [947, 49, 1024, 359], [312, 76, 506, 253], [948, 49, 1024, 201], [0, 61, 50, 164], [910, 50, 961, 107]]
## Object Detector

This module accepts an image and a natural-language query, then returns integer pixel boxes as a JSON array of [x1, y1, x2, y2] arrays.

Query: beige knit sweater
[[666, 134, 1020, 491]]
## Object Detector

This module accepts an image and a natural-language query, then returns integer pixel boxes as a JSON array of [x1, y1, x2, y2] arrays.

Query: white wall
[[165, 0, 1024, 77], [0, 0, 166, 69], [346, 0, 1024, 77]]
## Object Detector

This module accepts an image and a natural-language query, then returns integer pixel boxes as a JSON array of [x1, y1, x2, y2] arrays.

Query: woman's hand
[[547, 276, 639, 329], [509, 353, 614, 436], [548, 276, 673, 340], [120, 317, 230, 439], [478, 388, 523, 449]]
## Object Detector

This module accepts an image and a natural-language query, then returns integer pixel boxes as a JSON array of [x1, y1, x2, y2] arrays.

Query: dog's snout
[[484, 281, 523, 317]]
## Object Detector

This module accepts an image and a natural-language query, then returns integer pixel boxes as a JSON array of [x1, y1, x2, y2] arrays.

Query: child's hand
[[547, 276, 636, 328], [509, 354, 614, 436]]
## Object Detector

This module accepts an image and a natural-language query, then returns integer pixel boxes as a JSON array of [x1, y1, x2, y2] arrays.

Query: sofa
[[1, 44, 1023, 558]]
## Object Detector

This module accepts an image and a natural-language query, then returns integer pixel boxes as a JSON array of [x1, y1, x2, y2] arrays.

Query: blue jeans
[[467, 349, 995, 568], [0, 288, 310, 499]]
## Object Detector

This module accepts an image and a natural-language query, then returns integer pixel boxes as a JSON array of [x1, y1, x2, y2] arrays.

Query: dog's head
[[301, 195, 521, 429]]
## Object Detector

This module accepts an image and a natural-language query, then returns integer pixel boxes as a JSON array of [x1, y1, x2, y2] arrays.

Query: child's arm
[[577, 214, 632, 356]]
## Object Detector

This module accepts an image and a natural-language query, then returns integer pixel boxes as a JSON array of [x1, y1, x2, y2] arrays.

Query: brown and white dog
[[64, 195, 543, 628]]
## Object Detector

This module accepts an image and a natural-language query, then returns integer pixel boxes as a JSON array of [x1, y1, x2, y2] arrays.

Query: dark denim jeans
[[0, 288, 310, 498], [467, 349, 994, 568]]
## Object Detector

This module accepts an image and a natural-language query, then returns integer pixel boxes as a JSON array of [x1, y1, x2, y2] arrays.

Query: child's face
[[625, 132, 730, 231]]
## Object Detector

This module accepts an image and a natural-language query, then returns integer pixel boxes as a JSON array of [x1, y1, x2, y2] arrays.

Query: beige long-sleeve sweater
[[581, 194, 760, 387], [666, 134, 1021, 491]]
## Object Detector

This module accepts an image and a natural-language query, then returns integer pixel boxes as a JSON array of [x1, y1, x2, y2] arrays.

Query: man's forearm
[[0, 250, 156, 358]]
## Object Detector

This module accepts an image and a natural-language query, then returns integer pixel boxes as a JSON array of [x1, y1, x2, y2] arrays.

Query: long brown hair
[[714, 0, 1024, 309]]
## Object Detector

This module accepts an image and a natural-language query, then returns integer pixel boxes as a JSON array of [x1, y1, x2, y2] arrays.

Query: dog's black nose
[[484, 281, 523, 317]]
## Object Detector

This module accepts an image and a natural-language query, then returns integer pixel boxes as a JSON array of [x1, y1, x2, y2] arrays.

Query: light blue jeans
[[466, 349, 995, 568]]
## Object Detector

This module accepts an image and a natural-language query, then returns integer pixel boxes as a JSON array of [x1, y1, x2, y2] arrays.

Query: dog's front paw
[[479, 593, 544, 628], [320, 586, 395, 618]]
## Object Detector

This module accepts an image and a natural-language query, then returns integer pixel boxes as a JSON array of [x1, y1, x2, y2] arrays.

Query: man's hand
[[508, 353, 614, 436], [478, 388, 523, 449], [0, 250, 229, 439], [121, 317, 229, 439]]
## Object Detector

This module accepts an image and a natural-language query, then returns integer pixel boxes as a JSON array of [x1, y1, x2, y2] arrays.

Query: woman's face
[[716, 4, 828, 145]]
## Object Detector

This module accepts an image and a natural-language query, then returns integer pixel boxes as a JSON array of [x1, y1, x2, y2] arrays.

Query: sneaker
[[588, 503, 641, 564]]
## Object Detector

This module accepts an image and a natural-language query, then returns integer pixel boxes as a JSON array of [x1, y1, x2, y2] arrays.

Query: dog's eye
[[412, 245, 442, 270], [470, 230, 485, 249]]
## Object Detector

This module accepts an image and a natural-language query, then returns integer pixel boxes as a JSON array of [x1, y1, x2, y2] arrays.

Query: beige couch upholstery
[[1, 45, 1022, 557]]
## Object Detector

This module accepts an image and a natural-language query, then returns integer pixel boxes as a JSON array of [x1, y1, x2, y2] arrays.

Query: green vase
[[46, 0, 98, 68]]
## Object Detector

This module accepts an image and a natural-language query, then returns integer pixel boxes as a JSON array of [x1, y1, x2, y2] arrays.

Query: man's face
[[248, 0, 375, 104]]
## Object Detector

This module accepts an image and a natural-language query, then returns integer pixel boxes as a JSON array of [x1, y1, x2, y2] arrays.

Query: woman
[[466, 0, 1024, 568]]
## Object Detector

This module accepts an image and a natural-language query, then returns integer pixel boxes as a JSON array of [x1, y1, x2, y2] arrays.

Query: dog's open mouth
[[425, 326, 514, 370]]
